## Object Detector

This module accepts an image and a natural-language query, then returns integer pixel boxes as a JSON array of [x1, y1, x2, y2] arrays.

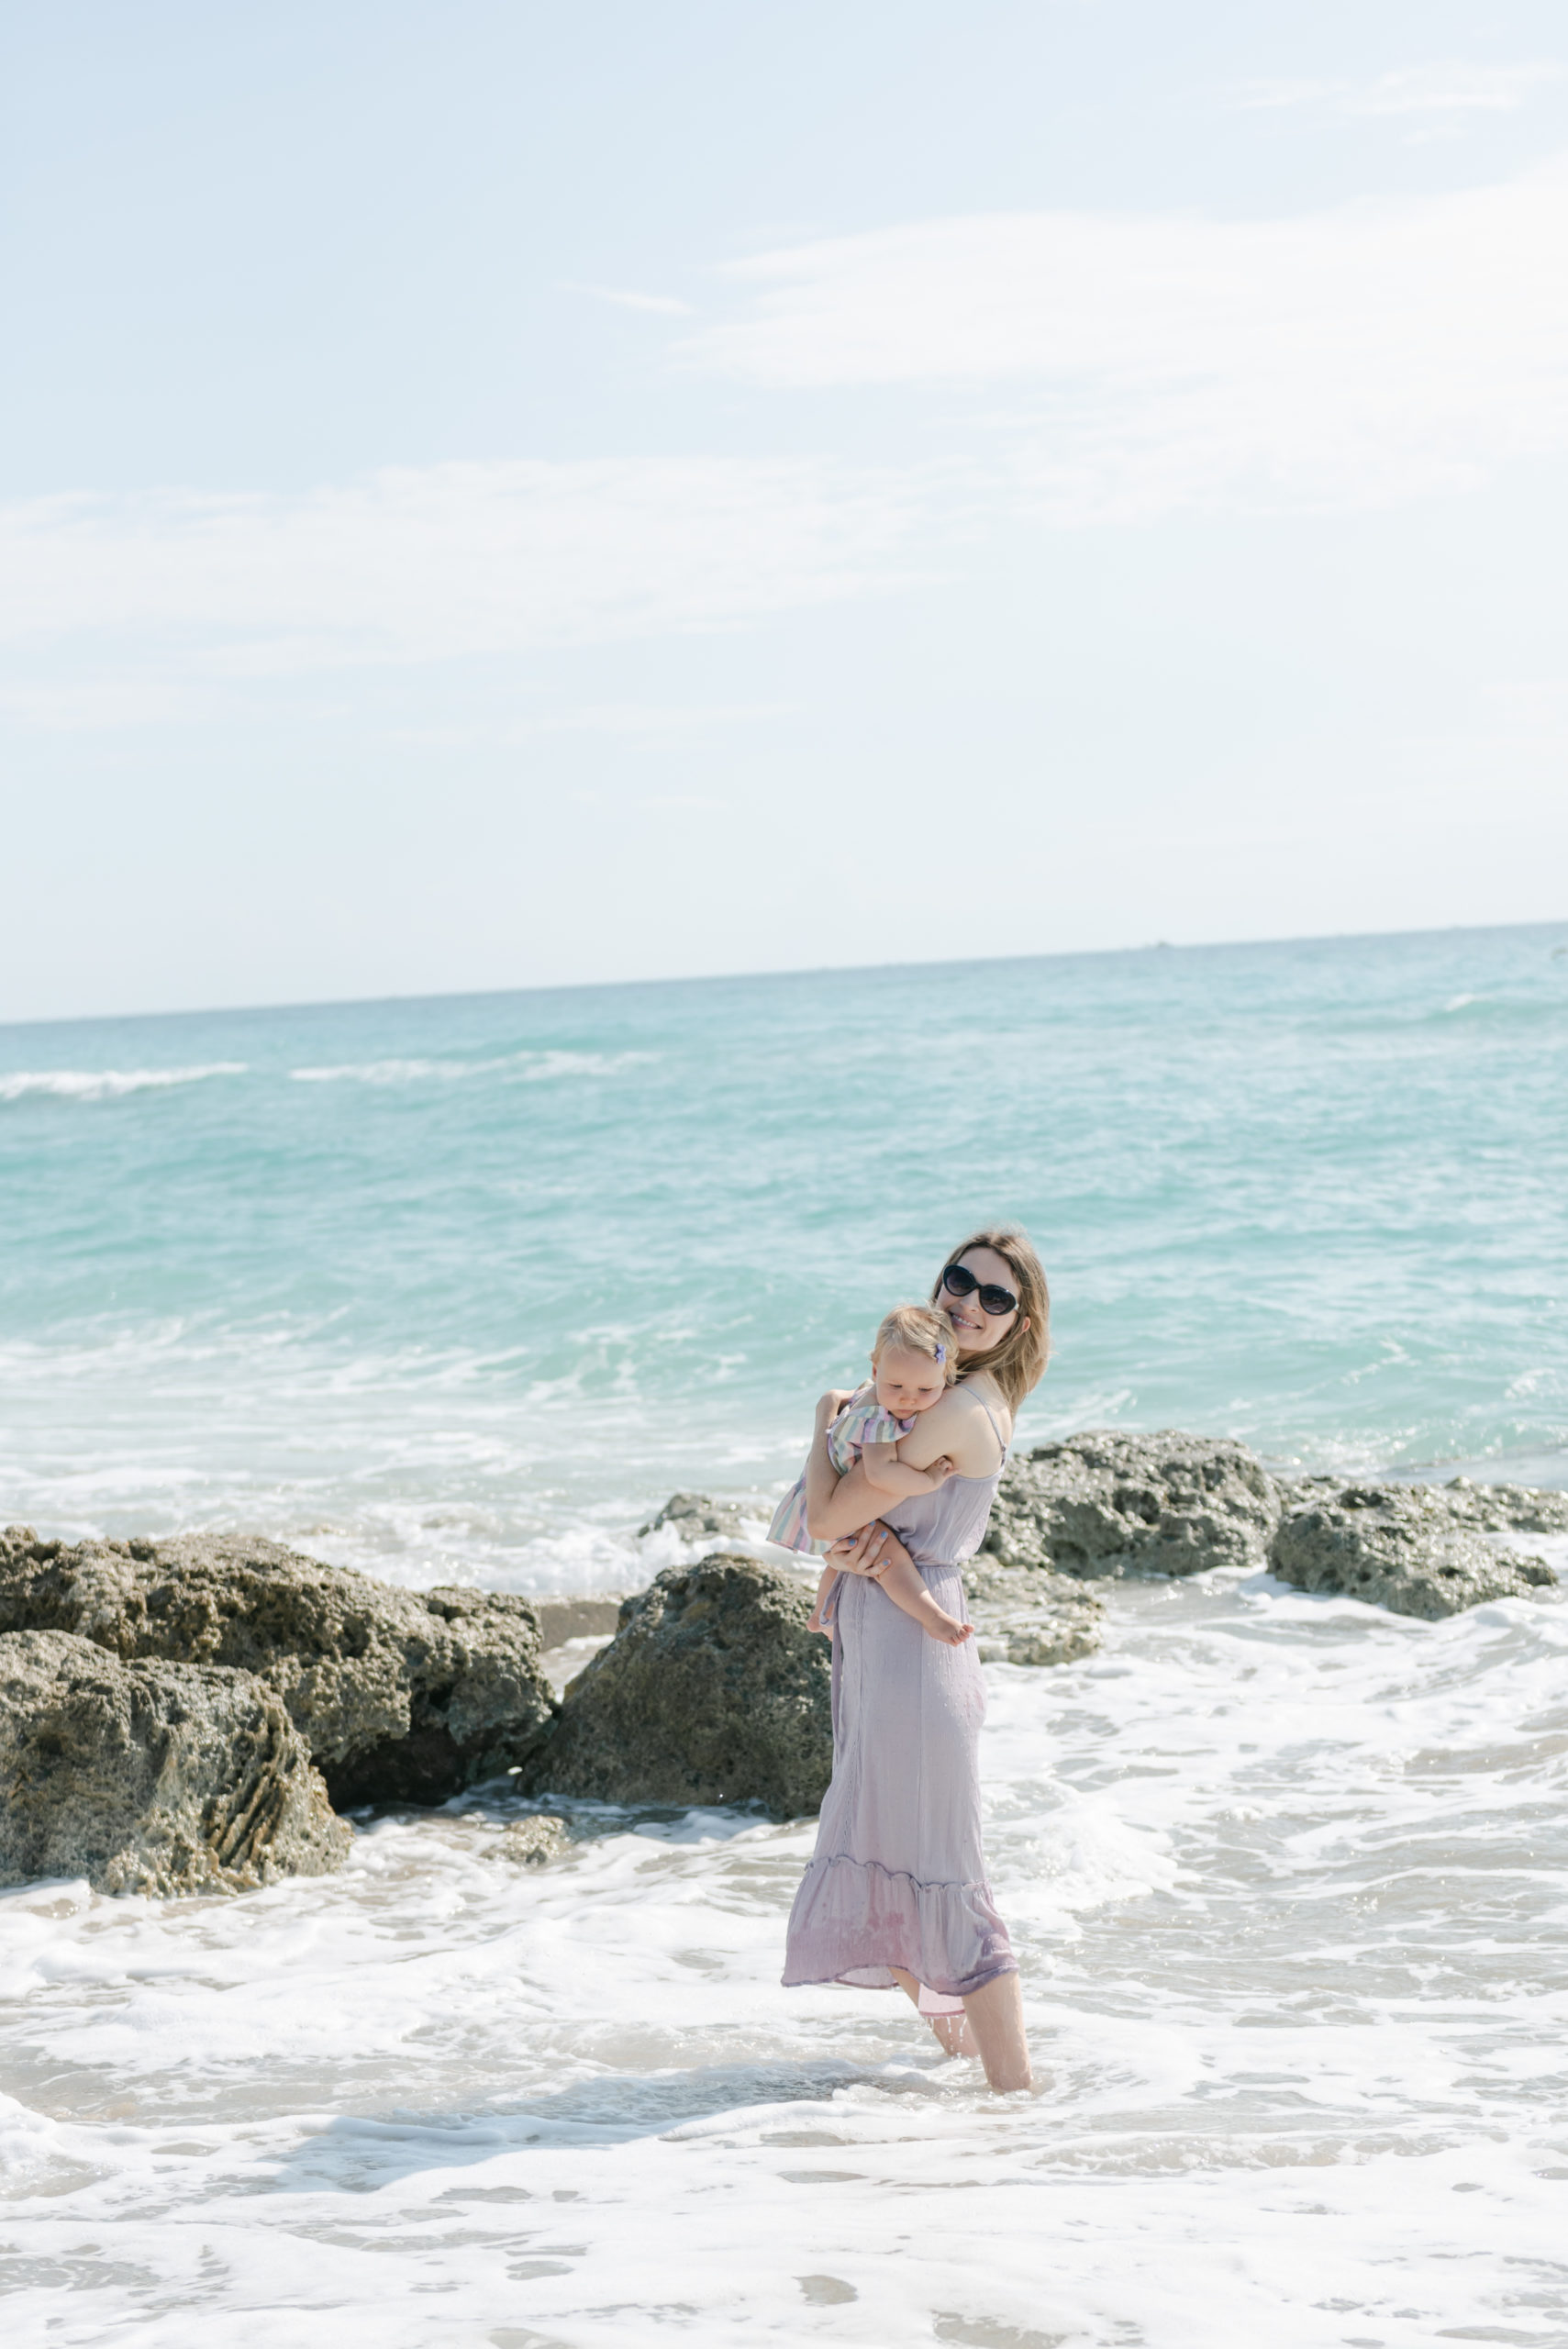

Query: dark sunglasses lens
[[942, 1264, 1018, 1317]]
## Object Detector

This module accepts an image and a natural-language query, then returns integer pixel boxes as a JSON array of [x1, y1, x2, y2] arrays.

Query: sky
[[3, 0, 1566, 1022]]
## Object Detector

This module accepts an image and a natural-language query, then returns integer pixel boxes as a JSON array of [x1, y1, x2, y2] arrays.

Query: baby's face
[[873, 1345, 948, 1417]]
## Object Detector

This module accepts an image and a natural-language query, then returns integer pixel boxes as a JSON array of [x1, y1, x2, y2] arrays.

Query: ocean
[[3, 923, 1567, 2344]]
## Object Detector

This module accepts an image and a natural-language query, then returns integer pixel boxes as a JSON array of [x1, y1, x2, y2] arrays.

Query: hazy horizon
[[3, 912, 1564, 1037]]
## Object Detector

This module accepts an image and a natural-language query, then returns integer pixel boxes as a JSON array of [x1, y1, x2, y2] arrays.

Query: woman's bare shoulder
[[955, 1376, 1013, 1450], [901, 1380, 1008, 1470]]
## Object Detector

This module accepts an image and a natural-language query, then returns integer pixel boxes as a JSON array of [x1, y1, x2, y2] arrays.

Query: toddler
[[769, 1303, 973, 1647]]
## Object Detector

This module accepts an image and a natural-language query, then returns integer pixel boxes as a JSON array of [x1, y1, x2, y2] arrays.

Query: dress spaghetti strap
[[971, 1393, 1008, 1470]]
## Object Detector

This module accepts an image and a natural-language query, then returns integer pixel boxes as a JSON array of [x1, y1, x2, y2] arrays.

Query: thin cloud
[[386, 703, 798, 748], [1234, 61, 1564, 117], [0, 675, 204, 730], [682, 161, 1568, 518], [570, 283, 695, 316], [0, 459, 929, 707]]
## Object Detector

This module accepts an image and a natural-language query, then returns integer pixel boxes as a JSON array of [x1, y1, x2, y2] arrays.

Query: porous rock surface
[[963, 1564, 1106, 1667], [533, 1553, 831, 1819], [1274, 1474, 1568, 1540], [1268, 1486, 1558, 1620], [1436, 1478, 1568, 1537], [983, 1431, 1279, 1579], [0, 1529, 556, 1807], [0, 1628, 350, 1896]]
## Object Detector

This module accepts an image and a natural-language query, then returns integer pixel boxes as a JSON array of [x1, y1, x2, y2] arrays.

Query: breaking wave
[[291, 1050, 656, 1085], [0, 1062, 247, 1104]]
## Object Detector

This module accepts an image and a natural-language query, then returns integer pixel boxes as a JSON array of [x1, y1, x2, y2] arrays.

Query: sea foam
[[3, 1564, 1566, 2343], [0, 1062, 246, 1103], [290, 1049, 655, 1084]]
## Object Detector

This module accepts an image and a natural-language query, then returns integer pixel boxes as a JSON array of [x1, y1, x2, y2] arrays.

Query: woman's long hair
[[932, 1225, 1050, 1415]]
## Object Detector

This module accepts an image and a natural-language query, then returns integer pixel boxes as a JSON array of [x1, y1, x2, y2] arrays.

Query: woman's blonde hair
[[873, 1302, 962, 1386], [931, 1226, 1051, 1413]]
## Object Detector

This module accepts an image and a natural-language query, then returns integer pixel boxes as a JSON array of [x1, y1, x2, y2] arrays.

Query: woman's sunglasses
[[940, 1264, 1018, 1319]]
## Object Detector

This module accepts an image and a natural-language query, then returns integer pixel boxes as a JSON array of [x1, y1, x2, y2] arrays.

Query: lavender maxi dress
[[782, 1406, 1017, 2015]]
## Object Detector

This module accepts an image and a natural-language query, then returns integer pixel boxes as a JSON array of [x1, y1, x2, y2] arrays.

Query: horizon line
[[3, 911, 1565, 1036]]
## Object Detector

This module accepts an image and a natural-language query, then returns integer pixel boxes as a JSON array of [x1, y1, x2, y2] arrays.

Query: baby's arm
[[858, 1440, 957, 1501]]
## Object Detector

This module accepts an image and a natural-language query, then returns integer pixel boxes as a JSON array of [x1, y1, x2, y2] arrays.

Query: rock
[[1275, 1475, 1568, 1542], [0, 1529, 556, 1808], [963, 1564, 1106, 1667], [532, 1553, 831, 1819], [1269, 1486, 1559, 1620], [1432, 1477, 1568, 1536], [638, 1493, 760, 1545], [477, 1816, 569, 1866], [530, 1596, 627, 1645], [0, 1629, 350, 1897], [984, 1431, 1279, 1579]]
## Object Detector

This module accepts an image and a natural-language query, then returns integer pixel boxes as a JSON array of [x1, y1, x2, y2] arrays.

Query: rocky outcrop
[[1269, 1486, 1559, 1620], [639, 1493, 761, 1546], [963, 1565, 1106, 1666], [0, 1530, 556, 1807], [984, 1431, 1279, 1579], [476, 1815, 569, 1866], [533, 1553, 831, 1819], [1274, 1473, 1568, 1541], [0, 1629, 350, 1896], [1434, 1477, 1568, 1537]]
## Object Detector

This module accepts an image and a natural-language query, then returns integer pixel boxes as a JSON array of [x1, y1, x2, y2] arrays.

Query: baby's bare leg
[[875, 1556, 973, 1645]]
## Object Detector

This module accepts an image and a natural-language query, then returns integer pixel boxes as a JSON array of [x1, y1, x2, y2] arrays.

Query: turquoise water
[[6, 926, 1568, 2348], [2, 922, 1564, 1588]]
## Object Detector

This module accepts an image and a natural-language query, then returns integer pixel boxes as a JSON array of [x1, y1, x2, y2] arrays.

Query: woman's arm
[[887, 1385, 1009, 1477], [806, 1392, 1000, 1538], [799, 1388, 853, 1540], [826, 1518, 915, 1582], [805, 1453, 893, 1542]]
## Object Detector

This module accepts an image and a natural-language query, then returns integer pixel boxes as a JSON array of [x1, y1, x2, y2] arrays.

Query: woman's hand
[[827, 1520, 913, 1582]]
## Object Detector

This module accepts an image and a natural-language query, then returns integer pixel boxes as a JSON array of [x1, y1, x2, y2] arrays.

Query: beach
[[3, 925, 1567, 2343]]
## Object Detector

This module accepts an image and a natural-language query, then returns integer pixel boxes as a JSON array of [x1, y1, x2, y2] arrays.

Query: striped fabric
[[767, 1385, 916, 1554]]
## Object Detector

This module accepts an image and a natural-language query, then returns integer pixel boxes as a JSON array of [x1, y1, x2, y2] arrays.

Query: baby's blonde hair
[[873, 1302, 962, 1386]]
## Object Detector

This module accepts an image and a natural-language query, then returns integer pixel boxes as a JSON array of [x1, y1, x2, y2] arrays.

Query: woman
[[781, 1226, 1049, 2094]]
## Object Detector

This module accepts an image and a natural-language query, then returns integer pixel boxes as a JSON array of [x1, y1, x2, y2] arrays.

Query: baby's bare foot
[[921, 1610, 973, 1645]]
